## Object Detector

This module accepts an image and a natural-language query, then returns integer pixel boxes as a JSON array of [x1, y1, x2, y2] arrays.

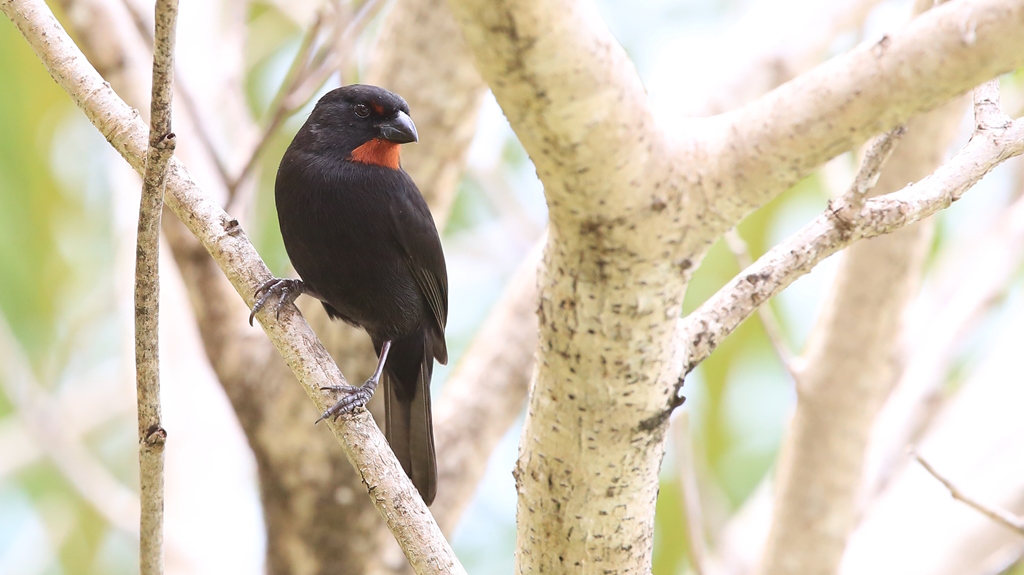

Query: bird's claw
[[315, 378, 378, 424], [249, 278, 305, 326]]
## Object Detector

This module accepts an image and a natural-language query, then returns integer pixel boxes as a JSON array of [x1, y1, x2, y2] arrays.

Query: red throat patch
[[349, 138, 401, 170]]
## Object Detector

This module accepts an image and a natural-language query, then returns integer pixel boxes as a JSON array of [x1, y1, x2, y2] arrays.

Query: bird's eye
[[354, 104, 370, 118]]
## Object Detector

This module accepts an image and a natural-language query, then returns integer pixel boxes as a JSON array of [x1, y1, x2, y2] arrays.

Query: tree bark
[[444, 0, 1024, 572], [135, 1, 177, 573]]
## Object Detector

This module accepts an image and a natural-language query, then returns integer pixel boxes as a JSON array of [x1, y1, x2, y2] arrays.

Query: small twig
[[136, 0, 178, 574], [914, 452, 1024, 535], [867, 185, 1024, 498], [722, 229, 800, 382], [226, 0, 384, 206], [974, 79, 1011, 130], [173, 76, 233, 184], [835, 125, 906, 220]]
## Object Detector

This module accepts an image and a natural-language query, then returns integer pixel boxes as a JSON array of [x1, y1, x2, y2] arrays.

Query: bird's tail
[[382, 332, 437, 505]]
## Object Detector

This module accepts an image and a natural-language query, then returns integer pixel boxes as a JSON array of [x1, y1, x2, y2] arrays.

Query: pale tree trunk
[[446, 2, 685, 571], [443, 0, 1024, 572]]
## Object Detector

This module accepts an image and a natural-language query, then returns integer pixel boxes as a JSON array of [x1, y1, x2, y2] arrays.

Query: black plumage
[[251, 85, 447, 504]]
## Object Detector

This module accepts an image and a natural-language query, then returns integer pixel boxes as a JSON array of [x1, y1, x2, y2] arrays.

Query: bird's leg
[[248, 278, 307, 326], [315, 340, 392, 423]]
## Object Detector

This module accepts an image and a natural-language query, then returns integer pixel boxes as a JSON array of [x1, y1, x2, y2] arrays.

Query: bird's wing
[[389, 177, 448, 336]]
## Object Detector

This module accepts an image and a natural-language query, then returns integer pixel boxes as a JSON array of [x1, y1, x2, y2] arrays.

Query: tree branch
[[866, 185, 1024, 496], [915, 453, 1024, 535], [445, 0, 673, 224], [0, 1, 464, 572], [757, 18, 970, 565], [444, 1, 1024, 571], [135, 1, 177, 573], [974, 79, 1010, 130], [682, 109, 1024, 373], [710, 0, 1024, 230]]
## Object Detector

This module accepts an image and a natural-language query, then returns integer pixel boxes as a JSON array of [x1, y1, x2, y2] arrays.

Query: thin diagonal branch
[[135, 1, 177, 573], [224, 9, 326, 204], [915, 453, 1024, 535], [682, 112, 1024, 373], [0, 1, 465, 573], [289, 0, 382, 100]]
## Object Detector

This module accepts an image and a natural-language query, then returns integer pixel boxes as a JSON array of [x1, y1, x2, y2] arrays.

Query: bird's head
[[301, 84, 418, 170]]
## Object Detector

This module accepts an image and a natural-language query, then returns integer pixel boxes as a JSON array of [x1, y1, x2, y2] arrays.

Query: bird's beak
[[378, 110, 419, 144]]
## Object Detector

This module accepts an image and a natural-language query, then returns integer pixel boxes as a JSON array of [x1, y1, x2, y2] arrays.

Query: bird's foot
[[315, 376, 380, 424], [249, 278, 306, 326]]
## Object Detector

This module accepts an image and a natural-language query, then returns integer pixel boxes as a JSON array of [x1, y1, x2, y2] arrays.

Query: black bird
[[250, 84, 447, 504]]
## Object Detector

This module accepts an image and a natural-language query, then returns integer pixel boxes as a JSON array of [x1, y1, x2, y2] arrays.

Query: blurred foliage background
[[2, 0, 1023, 574]]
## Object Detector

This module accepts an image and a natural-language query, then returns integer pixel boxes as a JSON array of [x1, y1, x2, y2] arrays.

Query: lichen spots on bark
[[350, 138, 401, 170]]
